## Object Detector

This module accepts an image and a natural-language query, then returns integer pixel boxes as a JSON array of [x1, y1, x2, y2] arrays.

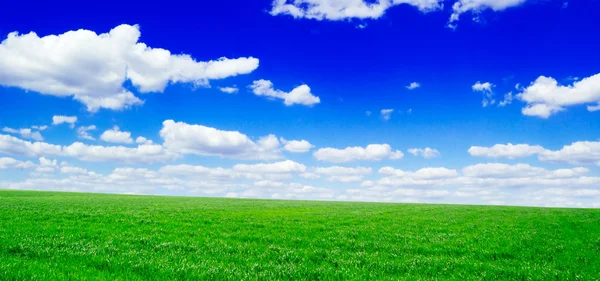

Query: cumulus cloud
[[0, 157, 36, 169], [219, 86, 239, 94], [538, 141, 600, 166], [2, 127, 43, 141], [160, 120, 282, 160], [313, 144, 403, 163], [270, 0, 443, 21], [233, 160, 307, 174], [0, 133, 175, 163], [406, 82, 420, 90], [100, 126, 133, 144], [498, 92, 513, 107], [472, 81, 495, 107], [517, 73, 600, 118], [52, 116, 77, 127], [469, 141, 600, 166], [77, 125, 97, 140], [314, 166, 372, 182], [468, 143, 545, 159], [408, 147, 441, 158], [448, 0, 528, 28], [0, 24, 259, 111], [380, 109, 393, 120], [281, 138, 314, 153], [249, 79, 320, 106], [31, 125, 48, 131], [135, 136, 152, 145]]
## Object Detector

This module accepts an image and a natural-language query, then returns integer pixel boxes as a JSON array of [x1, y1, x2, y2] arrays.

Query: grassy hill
[[1, 190, 599, 280]]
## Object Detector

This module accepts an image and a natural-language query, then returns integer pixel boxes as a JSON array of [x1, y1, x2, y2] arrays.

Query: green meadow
[[1, 190, 599, 280]]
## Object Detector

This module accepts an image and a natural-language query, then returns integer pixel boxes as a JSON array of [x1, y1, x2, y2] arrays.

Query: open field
[[1, 190, 599, 280]]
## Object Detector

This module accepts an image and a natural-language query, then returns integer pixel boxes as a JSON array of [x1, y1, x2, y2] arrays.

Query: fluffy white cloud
[[77, 125, 96, 140], [250, 79, 320, 106], [448, 0, 527, 28], [498, 92, 513, 107], [408, 147, 441, 158], [468, 143, 545, 159], [270, 0, 442, 21], [31, 125, 48, 131], [462, 163, 588, 179], [517, 73, 600, 118], [219, 86, 239, 94], [160, 120, 282, 160], [314, 144, 403, 163], [0, 24, 259, 111], [472, 81, 495, 107], [2, 127, 43, 141], [0, 157, 36, 169], [100, 126, 133, 144], [52, 116, 77, 127], [135, 136, 152, 145], [233, 160, 307, 174], [0, 133, 175, 163], [379, 166, 458, 179], [406, 82, 420, 90], [380, 109, 393, 120], [281, 139, 314, 153], [62, 142, 176, 163], [314, 166, 372, 182], [470, 141, 600, 166], [0, 134, 62, 157], [538, 141, 600, 166]]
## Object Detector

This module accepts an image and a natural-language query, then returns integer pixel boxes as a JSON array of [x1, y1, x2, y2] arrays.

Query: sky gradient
[[1, 0, 600, 207]]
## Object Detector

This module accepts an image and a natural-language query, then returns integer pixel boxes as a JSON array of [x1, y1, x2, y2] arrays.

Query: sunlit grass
[[1, 190, 599, 280]]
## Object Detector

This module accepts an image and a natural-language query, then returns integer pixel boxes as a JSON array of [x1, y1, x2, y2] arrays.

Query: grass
[[1, 190, 599, 280]]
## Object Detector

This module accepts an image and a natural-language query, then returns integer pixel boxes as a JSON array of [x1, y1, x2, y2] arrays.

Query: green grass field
[[1, 190, 599, 280]]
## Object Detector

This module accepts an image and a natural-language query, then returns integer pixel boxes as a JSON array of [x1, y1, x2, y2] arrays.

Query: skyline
[[1, 0, 600, 207]]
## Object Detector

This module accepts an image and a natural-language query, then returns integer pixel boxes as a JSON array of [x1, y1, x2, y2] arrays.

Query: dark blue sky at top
[[1, 0, 599, 171]]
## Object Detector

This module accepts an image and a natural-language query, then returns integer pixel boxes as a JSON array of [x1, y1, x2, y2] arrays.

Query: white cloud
[[380, 109, 393, 120], [2, 127, 43, 141], [538, 141, 600, 166], [0, 133, 175, 163], [0, 134, 62, 157], [314, 144, 403, 163], [52, 115, 77, 127], [281, 138, 314, 153], [472, 81, 495, 107], [448, 0, 527, 28], [31, 125, 48, 131], [462, 163, 588, 179], [517, 73, 600, 118], [219, 86, 239, 94], [270, 0, 443, 21], [468, 143, 545, 159], [314, 166, 372, 182], [379, 166, 458, 179], [249, 79, 320, 106], [0, 157, 36, 169], [406, 82, 420, 90], [135, 136, 152, 145], [63, 142, 176, 163], [408, 147, 441, 158], [100, 126, 134, 144], [0, 24, 259, 111], [160, 120, 282, 160], [233, 160, 307, 174], [469, 141, 600, 166], [77, 125, 97, 141], [498, 92, 513, 107]]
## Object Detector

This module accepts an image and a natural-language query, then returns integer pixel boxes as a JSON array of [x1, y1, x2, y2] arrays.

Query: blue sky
[[1, 0, 600, 207]]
